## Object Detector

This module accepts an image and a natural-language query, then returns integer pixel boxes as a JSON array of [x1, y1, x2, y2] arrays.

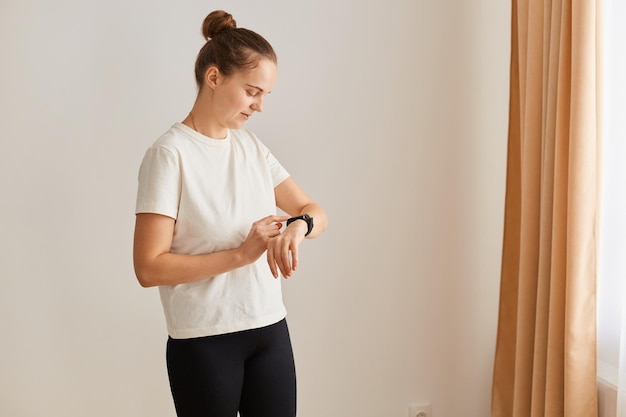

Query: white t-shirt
[[136, 122, 290, 339]]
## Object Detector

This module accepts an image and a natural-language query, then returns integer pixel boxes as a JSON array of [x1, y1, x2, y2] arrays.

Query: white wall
[[0, 1, 510, 416]]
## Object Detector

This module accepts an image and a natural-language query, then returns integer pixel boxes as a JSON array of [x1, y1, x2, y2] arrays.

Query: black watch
[[286, 214, 314, 237]]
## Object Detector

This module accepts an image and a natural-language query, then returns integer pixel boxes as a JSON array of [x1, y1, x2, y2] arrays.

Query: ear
[[204, 66, 221, 89]]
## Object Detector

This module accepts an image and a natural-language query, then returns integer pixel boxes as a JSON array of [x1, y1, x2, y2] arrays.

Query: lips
[[241, 113, 250, 120]]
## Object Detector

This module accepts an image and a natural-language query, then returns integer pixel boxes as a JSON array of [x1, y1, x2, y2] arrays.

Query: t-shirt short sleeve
[[135, 145, 181, 219], [262, 143, 290, 187]]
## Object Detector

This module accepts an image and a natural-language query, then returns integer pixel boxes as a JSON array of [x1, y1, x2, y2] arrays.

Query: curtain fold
[[491, 1, 602, 416]]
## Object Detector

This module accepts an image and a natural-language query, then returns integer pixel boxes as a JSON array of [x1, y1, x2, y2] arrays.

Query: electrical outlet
[[408, 403, 432, 417]]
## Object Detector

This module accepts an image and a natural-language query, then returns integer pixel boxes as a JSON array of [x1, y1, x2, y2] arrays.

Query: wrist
[[286, 214, 314, 237], [286, 219, 308, 236], [234, 246, 251, 266]]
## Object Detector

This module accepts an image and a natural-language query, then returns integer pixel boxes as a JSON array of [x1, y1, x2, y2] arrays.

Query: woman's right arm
[[133, 213, 288, 287]]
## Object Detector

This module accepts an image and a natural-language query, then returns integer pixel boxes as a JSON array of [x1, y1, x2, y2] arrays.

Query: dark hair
[[194, 10, 277, 88]]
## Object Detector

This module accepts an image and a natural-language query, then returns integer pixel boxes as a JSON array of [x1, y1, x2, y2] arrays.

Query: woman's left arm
[[267, 177, 328, 278]]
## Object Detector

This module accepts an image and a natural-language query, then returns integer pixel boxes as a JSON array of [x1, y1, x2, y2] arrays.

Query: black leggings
[[166, 319, 296, 417]]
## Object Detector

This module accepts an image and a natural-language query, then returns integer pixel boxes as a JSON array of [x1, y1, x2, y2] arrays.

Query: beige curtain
[[491, 1, 602, 416]]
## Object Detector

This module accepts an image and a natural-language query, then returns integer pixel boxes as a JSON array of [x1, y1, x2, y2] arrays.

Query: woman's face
[[211, 58, 277, 133]]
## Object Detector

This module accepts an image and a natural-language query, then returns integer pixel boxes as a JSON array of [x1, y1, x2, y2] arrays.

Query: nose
[[251, 97, 263, 113]]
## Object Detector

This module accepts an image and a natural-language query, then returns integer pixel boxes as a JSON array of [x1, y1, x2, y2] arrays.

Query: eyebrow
[[246, 84, 271, 94]]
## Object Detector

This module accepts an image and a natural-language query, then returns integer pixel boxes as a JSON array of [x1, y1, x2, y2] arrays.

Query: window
[[597, 0, 626, 412]]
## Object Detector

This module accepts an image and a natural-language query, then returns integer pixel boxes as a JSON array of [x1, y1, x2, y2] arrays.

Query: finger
[[260, 215, 290, 224], [267, 222, 284, 237], [267, 246, 279, 278], [279, 244, 293, 278], [291, 243, 299, 271]]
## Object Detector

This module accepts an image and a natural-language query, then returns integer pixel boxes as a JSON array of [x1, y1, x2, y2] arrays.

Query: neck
[[183, 102, 228, 139]]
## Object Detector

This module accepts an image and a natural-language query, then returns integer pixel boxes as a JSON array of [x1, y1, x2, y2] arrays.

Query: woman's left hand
[[266, 220, 308, 278]]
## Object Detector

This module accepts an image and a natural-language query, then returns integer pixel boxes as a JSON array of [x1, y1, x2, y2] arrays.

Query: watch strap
[[286, 214, 314, 237]]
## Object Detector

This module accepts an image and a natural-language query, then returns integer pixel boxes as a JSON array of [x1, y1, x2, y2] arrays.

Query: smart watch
[[286, 214, 314, 237]]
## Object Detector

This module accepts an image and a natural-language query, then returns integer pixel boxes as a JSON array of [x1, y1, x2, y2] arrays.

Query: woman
[[133, 10, 327, 417]]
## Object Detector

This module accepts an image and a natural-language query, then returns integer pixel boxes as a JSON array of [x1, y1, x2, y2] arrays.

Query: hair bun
[[202, 10, 237, 40]]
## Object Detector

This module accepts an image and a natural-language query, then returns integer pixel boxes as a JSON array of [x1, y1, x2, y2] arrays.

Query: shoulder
[[151, 124, 188, 150], [142, 124, 201, 163], [139, 125, 188, 170]]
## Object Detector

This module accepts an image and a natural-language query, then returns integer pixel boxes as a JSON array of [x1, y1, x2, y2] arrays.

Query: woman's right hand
[[239, 215, 290, 264]]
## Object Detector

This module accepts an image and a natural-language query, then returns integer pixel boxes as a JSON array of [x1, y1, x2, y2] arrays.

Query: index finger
[[260, 215, 290, 224]]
